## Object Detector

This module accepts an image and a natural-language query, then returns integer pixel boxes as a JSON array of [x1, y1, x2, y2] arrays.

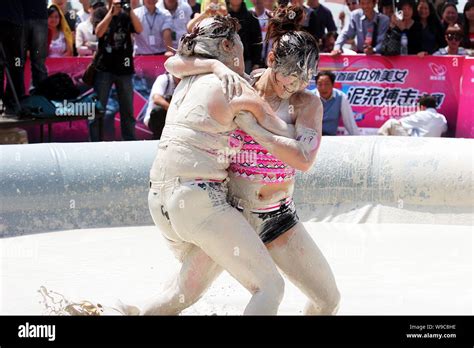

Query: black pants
[[148, 104, 168, 140], [0, 21, 24, 113]]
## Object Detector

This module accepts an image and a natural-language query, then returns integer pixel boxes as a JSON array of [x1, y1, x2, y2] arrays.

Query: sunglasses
[[446, 33, 462, 41]]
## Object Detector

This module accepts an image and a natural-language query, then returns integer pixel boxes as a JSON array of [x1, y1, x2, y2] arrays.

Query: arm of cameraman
[[95, 6, 116, 39]]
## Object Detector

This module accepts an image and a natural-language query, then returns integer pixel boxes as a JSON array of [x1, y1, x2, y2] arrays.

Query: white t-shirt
[[400, 108, 448, 137], [49, 31, 67, 57], [157, 0, 193, 49], [77, 9, 90, 25], [76, 20, 98, 56], [144, 73, 177, 126], [134, 6, 173, 54]]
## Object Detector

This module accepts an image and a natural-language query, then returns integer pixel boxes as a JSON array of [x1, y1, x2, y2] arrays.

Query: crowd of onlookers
[[16, 0, 473, 60], [1, 0, 464, 140]]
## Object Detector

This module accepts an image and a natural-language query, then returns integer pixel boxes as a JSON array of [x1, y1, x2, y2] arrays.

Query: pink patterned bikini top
[[228, 97, 296, 184]]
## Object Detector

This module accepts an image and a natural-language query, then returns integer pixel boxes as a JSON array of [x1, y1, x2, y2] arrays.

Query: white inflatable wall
[[1, 137, 472, 237]]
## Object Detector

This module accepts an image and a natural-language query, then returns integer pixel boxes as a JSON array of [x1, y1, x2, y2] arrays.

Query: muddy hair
[[266, 5, 319, 81], [177, 15, 241, 59]]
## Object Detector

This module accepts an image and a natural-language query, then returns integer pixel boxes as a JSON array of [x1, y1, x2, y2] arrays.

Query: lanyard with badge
[[146, 11, 158, 46]]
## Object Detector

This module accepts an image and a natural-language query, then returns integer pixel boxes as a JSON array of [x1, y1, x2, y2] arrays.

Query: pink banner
[[21, 54, 470, 142], [317, 54, 464, 136], [456, 57, 474, 138]]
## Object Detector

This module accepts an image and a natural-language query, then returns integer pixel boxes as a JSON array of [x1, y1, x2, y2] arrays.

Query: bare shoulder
[[290, 90, 321, 107], [290, 90, 323, 114]]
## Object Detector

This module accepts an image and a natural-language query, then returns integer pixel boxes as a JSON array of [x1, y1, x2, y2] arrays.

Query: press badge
[[148, 35, 156, 46]]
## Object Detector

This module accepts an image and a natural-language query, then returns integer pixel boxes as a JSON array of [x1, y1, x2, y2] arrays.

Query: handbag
[[381, 27, 402, 56], [82, 54, 97, 87]]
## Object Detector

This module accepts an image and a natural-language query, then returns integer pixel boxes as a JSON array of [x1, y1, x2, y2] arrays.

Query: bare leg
[[169, 206, 285, 315], [267, 222, 341, 315], [146, 185, 285, 315], [141, 244, 223, 315]]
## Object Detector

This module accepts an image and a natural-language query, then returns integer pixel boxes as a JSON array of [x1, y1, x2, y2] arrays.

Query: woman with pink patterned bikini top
[[228, 72, 297, 203], [229, 101, 295, 182]]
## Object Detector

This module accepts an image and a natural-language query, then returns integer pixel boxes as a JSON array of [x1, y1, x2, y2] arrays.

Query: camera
[[120, 0, 131, 12]]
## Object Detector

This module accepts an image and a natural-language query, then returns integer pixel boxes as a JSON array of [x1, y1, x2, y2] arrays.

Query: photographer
[[0, 0, 25, 114], [90, 0, 143, 141], [144, 72, 180, 139]]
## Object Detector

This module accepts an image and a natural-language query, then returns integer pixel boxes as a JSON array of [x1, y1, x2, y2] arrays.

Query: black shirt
[[190, 3, 200, 18], [23, 0, 47, 20], [0, 0, 24, 26], [307, 4, 337, 41], [402, 20, 423, 55], [228, 3, 262, 66], [93, 7, 136, 75]]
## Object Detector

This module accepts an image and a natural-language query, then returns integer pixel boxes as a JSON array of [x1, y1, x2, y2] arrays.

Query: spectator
[[227, 0, 262, 73], [188, 0, 201, 18], [414, 0, 445, 55], [346, 0, 360, 12], [339, 0, 360, 31], [144, 72, 180, 139], [321, 32, 338, 52], [76, 0, 101, 56], [390, 0, 423, 54], [134, 0, 174, 55], [200, 0, 227, 12], [462, 1, 474, 50], [378, 95, 447, 137], [332, 0, 389, 55], [91, 0, 143, 141], [158, 0, 193, 50], [48, 5, 74, 57], [263, 0, 276, 12], [0, 0, 25, 114], [433, 23, 468, 55], [290, 0, 313, 27], [22, 0, 49, 90], [52, 0, 78, 33], [251, 0, 272, 67], [131, 0, 142, 9], [378, 0, 393, 17], [439, 2, 459, 30], [314, 71, 360, 136], [187, 0, 227, 32], [77, 0, 92, 24], [307, 0, 337, 43]]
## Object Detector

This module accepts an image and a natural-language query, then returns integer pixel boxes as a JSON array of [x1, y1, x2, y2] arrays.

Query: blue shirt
[[335, 9, 389, 53], [134, 6, 172, 54]]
